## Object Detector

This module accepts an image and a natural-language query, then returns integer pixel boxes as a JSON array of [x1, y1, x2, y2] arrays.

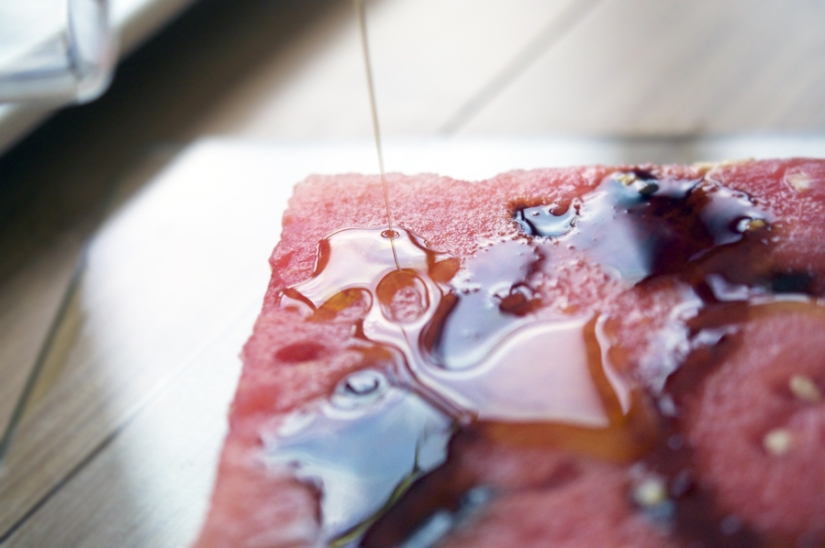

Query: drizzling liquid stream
[[354, 0, 399, 269]]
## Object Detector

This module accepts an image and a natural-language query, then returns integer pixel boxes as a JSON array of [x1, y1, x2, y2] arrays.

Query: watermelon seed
[[762, 428, 793, 456], [719, 515, 744, 535], [632, 476, 668, 508], [789, 374, 822, 403]]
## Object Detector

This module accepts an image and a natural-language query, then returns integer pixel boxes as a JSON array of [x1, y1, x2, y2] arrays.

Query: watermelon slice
[[194, 159, 825, 548]]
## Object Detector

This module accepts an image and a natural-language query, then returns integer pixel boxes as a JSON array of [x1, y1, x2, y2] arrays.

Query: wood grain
[[2, 307, 254, 548], [190, 0, 583, 138], [0, 145, 287, 541], [461, 0, 825, 135]]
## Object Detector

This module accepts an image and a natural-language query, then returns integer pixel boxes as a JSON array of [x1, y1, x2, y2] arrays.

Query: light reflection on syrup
[[516, 171, 772, 284], [262, 369, 453, 544], [422, 240, 542, 371]]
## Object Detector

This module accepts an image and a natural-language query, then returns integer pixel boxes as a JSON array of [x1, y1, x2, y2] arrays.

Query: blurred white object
[[0, 0, 197, 155], [0, 0, 116, 104]]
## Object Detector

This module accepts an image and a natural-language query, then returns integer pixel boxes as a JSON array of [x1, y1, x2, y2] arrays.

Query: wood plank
[[0, 239, 81, 435], [459, 0, 825, 135], [0, 149, 179, 456], [190, 0, 582, 138], [2, 310, 253, 548], [0, 144, 290, 538]]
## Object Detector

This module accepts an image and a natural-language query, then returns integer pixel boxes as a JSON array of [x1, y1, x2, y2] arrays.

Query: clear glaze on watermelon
[[194, 159, 825, 548]]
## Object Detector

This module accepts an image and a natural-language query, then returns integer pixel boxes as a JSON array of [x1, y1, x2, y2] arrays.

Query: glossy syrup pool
[[263, 170, 822, 547]]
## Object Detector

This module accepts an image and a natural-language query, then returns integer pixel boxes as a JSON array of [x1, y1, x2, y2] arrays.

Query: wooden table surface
[[1, 0, 825, 546]]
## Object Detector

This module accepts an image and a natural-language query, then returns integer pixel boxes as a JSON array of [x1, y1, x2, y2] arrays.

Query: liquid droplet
[[331, 369, 389, 410], [376, 270, 429, 323]]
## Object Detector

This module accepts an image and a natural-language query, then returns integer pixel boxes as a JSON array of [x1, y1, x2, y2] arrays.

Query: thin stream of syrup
[[354, 0, 400, 269]]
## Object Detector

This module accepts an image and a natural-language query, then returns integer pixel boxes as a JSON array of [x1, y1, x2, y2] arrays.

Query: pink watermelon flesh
[[194, 159, 825, 548]]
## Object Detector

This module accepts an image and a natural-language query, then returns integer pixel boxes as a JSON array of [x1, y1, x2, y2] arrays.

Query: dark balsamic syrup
[[514, 171, 772, 284], [421, 240, 543, 370]]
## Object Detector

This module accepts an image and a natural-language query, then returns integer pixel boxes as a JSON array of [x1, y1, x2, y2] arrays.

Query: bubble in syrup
[[381, 229, 400, 239], [515, 202, 578, 238], [331, 369, 389, 410], [376, 270, 429, 323]]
